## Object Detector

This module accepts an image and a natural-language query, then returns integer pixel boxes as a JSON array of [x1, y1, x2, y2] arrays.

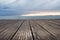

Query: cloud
[[0, 0, 16, 5], [12, 0, 60, 10], [17, 0, 28, 6], [0, 0, 60, 9], [0, 0, 60, 16]]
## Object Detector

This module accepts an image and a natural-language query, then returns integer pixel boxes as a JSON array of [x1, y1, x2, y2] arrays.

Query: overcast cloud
[[0, 0, 60, 16]]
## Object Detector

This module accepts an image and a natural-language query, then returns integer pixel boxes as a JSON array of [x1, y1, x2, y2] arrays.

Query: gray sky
[[0, 0, 60, 16]]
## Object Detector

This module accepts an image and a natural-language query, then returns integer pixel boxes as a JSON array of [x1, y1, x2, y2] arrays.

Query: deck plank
[[12, 21, 33, 40], [30, 21, 57, 40], [0, 20, 19, 33], [0, 20, 60, 40], [0, 20, 23, 40], [35, 20, 60, 40]]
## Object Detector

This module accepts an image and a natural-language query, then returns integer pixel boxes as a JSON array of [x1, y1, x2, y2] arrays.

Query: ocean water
[[0, 15, 60, 19]]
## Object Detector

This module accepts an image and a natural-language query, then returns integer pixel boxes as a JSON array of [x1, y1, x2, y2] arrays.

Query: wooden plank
[[47, 20, 60, 25], [45, 20, 60, 29], [30, 20, 57, 40], [0, 20, 60, 40], [0, 20, 19, 33], [12, 21, 33, 40], [35, 20, 60, 40], [0, 20, 17, 26], [48, 19, 60, 23], [0, 20, 24, 40]]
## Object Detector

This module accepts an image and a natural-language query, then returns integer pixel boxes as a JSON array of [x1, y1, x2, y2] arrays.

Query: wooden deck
[[0, 19, 60, 40]]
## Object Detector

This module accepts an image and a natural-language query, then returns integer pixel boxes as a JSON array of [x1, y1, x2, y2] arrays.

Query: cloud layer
[[0, 0, 60, 16]]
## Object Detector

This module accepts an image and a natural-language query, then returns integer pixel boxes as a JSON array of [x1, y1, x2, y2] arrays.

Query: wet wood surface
[[0, 19, 60, 40]]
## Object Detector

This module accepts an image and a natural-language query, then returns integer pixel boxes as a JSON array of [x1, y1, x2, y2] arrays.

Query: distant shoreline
[[0, 15, 60, 19]]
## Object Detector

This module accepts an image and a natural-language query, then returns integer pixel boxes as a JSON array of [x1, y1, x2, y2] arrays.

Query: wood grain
[[0, 20, 60, 40]]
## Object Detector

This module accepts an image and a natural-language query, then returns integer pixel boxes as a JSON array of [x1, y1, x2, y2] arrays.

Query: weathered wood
[[45, 20, 60, 29], [0, 21, 23, 40], [0, 21, 19, 33], [35, 20, 60, 40], [30, 21, 57, 40], [12, 21, 33, 40], [0, 20, 60, 40]]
